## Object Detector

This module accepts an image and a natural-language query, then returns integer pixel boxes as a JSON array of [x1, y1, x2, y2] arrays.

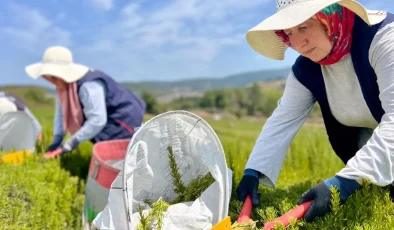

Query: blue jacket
[[291, 13, 394, 164]]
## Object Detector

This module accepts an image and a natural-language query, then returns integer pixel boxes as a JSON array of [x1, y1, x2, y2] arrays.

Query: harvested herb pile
[[136, 145, 215, 230]]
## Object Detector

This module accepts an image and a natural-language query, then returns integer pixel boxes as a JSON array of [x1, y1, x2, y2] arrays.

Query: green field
[[0, 108, 393, 230]]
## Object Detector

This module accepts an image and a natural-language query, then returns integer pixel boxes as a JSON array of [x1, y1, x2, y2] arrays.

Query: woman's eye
[[299, 26, 308, 31]]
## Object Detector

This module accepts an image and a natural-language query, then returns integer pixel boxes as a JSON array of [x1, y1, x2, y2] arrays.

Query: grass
[[0, 108, 393, 229], [0, 156, 84, 229]]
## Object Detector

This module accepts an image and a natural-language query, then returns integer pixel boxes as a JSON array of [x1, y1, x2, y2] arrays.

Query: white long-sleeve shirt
[[245, 21, 394, 189]]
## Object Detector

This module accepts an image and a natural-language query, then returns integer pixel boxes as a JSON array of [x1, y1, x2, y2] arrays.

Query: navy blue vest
[[292, 13, 394, 164], [76, 70, 146, 143]]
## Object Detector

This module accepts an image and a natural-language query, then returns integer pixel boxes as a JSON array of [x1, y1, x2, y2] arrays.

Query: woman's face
[[283, 18, 333, 62], [42, 75, 67, 90]]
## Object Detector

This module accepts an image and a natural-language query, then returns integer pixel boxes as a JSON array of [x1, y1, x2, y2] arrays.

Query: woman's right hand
[[236, 169, 261, 207]]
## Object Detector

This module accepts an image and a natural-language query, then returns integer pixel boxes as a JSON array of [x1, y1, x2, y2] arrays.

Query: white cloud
[[1, 3, 72, 54], [90, 0, 114, 11], [81, 0, 267, 63], [8, 3, 52, 32], [150, 0, 269, 22], [72, 0, 270, 80], [121, 2, 140, 16]]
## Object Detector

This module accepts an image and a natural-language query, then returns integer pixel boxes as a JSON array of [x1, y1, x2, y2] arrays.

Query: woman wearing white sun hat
[[236, 0, 394, 222], [25, 46, 146, 158]]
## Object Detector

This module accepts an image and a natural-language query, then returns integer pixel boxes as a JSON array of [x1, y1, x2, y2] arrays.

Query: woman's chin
[[304, 54, 325, 63], [308, 56, 323, 62], [297, 49, 329, 62]]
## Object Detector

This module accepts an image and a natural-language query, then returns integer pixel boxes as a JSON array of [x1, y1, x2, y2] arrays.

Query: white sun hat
[[25, 46, 89, 83], [246, 0, 387, 60]]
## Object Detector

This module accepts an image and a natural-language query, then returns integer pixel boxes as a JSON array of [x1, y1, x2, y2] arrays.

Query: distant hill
[[0, 67, 290, 104], [0, 85, 55, 108], [120, 68, 290, 97]]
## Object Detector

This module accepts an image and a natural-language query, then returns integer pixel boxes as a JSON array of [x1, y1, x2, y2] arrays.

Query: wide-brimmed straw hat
[[246, 0, 387, 60], [25, 46, 89, 83]]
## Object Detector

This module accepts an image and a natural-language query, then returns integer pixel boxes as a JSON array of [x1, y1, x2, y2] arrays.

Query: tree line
[[141, 83, 322, 119]]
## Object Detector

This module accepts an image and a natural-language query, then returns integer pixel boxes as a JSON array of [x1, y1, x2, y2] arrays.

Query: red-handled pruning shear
[[237, 195, 312, 230], [43, 148, 63, 159]]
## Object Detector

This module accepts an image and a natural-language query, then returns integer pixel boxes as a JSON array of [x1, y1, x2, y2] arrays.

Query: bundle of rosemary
[[136, 145, 215, 230]]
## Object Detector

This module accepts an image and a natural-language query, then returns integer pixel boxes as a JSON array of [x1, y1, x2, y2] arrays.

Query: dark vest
[[76, 70, 146, 143], [292, 13, 394, 164]]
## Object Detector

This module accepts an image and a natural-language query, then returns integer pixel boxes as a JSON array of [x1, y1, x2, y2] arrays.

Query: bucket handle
[[91, 159, 100, 179]]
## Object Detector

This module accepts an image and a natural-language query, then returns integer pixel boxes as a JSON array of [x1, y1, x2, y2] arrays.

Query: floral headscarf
[[275, 4, 355, 65]]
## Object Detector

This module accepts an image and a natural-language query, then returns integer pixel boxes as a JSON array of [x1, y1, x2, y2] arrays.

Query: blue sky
[[0, 0, 392, 87]]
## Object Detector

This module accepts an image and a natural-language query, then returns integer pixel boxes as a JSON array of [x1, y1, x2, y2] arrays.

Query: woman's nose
[[290, 34, 308, 50]]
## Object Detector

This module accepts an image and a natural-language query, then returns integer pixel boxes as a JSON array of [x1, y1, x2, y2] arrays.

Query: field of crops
[[0, 108, 393, 229]]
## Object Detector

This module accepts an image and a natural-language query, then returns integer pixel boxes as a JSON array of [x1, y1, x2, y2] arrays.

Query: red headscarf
[[275, 4, 355, 65]]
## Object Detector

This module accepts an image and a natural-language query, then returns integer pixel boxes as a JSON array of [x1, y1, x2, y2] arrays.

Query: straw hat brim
[[246, 0, 387, 60], [25, 62, 89, 83]]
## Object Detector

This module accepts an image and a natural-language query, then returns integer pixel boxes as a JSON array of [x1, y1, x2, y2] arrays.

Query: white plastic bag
[[92, 110, 232, 230]]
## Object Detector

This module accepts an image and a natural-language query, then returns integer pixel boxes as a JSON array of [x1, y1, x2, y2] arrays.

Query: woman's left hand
[[61, 137, 80, 154], [297, 175, 361, 222]]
